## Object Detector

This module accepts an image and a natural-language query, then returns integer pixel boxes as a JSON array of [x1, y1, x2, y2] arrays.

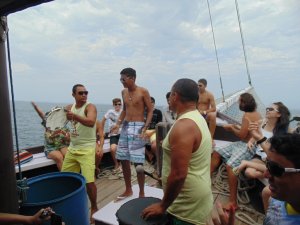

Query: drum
[[45, 106, 68, 131], [116, 197, 168, 225], [44, 107, 70, 149]]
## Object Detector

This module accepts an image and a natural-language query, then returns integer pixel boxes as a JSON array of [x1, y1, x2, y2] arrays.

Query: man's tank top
[[162, 109, 213, 224], [69, 102, 96, 150]]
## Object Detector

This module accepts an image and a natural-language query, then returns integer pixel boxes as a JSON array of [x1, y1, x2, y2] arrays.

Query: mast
[[0, 16, 19, 214]]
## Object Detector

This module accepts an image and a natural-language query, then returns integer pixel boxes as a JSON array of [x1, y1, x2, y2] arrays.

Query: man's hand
[[211, 202, 235, 225], [110, 124, 120, 134], [66, 110, 74, 121], [141, 203, 165, 220]]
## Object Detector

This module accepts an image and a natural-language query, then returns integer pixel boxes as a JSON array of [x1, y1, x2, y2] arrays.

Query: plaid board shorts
[[215, 141, 255, 168], [116, 121, 146, 164]]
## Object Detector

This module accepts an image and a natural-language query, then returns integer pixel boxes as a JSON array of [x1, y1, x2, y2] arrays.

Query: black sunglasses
[[266, 160, 300, 177], [78, 91, 88, 96], [266, 107, 279, 112], [114, 103, 122, 106]]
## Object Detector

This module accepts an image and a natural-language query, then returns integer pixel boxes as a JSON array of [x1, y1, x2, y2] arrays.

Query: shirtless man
[[197, 79, 217, 143], [111, 68, 153, 200], [211, 92, 262, 210]]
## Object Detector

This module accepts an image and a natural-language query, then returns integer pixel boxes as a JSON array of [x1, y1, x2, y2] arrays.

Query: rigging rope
[[206, 0, 225, 102], [5, 19, 23, 180], [234, 0, 252, 86]]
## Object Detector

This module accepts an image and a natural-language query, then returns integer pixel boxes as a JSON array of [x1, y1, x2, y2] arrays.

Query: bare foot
[[114, 191, 133, 202], [90, 207, 98, 224], [139, 192, 145, 198]]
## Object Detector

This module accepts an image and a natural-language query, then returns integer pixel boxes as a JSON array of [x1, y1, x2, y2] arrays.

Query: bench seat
[[15, 139, 111, 173]]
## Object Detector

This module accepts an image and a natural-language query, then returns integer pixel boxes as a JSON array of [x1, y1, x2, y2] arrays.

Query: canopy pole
[[235, 0, 252, 86], [0, 16, 19, 214], [206, 0, 225, 102]]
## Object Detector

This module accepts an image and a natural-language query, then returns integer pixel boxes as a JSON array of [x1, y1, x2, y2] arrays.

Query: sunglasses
[[114, 103, 122, 106], [120, 77, 130, 83], [266, 160, 300, 177], [266, 107, 279, 112], [78, 91, 88, 96]]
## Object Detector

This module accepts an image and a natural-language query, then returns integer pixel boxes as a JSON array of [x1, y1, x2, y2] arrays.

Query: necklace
[[128, 92, 132, 101]]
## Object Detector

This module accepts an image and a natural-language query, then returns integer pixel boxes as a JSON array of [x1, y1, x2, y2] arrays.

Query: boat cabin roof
[[0, 0, 53, 16]]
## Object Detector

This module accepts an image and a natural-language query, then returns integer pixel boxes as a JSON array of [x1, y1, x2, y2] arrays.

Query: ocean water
[[10, 101, 300, 150]]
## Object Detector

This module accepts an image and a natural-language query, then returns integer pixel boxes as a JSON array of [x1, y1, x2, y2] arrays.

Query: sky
[[6, 0, 300, 110]]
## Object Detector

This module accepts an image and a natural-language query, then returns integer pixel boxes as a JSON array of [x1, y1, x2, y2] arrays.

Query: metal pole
[[0, 16, 19, 213]]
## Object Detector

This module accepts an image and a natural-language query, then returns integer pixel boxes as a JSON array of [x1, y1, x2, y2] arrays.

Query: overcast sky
[[6, 0, 300, 110]]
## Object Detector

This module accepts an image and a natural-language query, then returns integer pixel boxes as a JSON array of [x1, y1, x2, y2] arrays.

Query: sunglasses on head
[[114, 103, 122, 106], [266, 160, 300, 177], [266, 107, 279, 112], [78, 91, 88, 96]]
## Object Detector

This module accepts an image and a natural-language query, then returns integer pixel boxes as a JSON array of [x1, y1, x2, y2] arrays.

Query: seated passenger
[[31, 102, 70, 171], [100, 98, 122, 171], [162, 92, 176, 124], [236, 102, 290, 211], [144, 97, 162, 164], [197, 78, 217, 146], [211, 93, 262, 210]]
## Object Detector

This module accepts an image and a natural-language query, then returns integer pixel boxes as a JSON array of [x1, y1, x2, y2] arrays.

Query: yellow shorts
[[62, 147, 95, 183], [150, 132, 156, 143], [145, 129, 156, 143]]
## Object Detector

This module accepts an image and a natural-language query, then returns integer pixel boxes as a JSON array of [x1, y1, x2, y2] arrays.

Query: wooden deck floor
[[92, 168, 265, 225]]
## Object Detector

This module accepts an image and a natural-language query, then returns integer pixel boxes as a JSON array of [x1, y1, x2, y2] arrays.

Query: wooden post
[[155, 122, 172, 177], [0, 16, 19, 213]]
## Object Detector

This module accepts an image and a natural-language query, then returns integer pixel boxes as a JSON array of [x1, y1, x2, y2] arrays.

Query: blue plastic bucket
[[20, 172, 89, 225]]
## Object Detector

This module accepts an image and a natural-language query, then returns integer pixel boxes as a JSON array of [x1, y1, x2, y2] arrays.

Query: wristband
[[256, 136, 267, 145]]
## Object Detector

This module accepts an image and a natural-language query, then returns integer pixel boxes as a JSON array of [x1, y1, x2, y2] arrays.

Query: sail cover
[[0, 0, 53, 16]]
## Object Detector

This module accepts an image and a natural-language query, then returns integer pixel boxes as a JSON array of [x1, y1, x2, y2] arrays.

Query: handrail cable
[[6, 21, 23, 180], [206, 0, 225, 102], [234, 0, 252, 86]]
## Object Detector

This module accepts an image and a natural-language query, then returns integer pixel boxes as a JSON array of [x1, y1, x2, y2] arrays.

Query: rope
[[212, 163, 265, 224], [234, 0, 252, 86], [5, 18, 29, 204], [5, 20, 23, 180], [206, 0, 225, 102]]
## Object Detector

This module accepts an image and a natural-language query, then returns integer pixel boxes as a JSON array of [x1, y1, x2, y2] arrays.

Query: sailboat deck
[[93, 169, 264, 225]]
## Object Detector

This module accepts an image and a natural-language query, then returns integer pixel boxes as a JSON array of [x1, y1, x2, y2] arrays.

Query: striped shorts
[[215, 141, 255, 168], [116, 121, 145, 163]]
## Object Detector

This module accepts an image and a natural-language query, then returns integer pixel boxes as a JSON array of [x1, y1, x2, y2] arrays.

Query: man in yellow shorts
[[62, 84, 98, 223]]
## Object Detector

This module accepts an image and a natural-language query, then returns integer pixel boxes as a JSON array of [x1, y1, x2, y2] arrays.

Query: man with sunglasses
[[99, 98, 123, 171], [112, 68, 153, 201], [62, 84, 98, 223], [210, 133, 300, 225], [263, 133, 300, 225]]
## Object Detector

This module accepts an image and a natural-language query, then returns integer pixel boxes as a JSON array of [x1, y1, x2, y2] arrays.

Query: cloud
[[5, 0, 299, 111]]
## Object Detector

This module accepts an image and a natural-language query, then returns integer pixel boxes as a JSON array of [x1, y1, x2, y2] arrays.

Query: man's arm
[[207, 93, 216, 114], [111, 91, 126, 133], [143, 89, 153, 130], [97, 120, 105, 147], [160, 119, 196, 209], [223, 115, 249, 140], [67, 104, 97, 127]]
